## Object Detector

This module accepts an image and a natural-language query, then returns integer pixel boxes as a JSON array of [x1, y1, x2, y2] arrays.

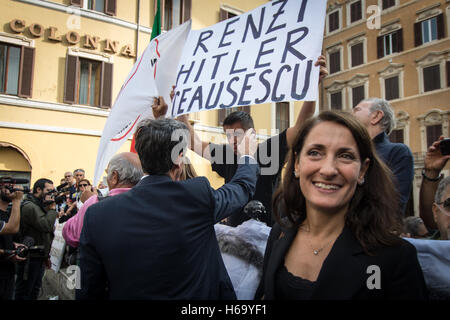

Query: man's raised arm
[[286, 55, 328, 148]]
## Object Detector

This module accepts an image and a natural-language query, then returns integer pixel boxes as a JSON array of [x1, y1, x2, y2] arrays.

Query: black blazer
[[255, 223, 428, 300], [77, 160, 259, 300]]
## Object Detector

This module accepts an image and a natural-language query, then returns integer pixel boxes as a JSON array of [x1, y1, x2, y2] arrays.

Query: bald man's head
[[106, 152, 144, 189]]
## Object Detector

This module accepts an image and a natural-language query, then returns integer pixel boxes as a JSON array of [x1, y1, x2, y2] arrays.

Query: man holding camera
[[0, 180, 25, 300], [15, 178, 58, 300]]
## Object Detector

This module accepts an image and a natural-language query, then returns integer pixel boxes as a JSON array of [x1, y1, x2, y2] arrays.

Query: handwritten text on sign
[[171, 0, 326, 117]]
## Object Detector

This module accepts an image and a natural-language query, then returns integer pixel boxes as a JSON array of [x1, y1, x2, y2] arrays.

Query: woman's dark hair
[[135, 118, 188, 175], [78, 179, 91, 186], [223, 111, 254, 130], [273, 110, 403, 254]]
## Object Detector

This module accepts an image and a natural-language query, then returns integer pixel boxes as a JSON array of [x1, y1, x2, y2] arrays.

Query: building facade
[[1, 0, 310, 189], [321, 0, 450, 216]]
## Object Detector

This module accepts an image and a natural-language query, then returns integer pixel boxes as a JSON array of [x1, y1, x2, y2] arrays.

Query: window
[[161, 0, 191, 31], [64, 55, 113, 108], [352, 85, 365, 107], [329, 51, 341, 74], [385, 76, 399, 101], [350, 1, 362, 23], [87, 0, 104, 13], [389, 129, 404, 143], [328, 11, 340, 33], [414, 14, 445, 46], [330, 91, 342, 110], [423, 65, 441, 92], [351, 42, 364, 67], [382, 0, 396, 10], [426, 124, 442, 148], [276, 102, 290, 132], [78, 58, 101, 106], [0, 41, 34, 97], [377, 30, 403, 58], [0, 44, 20, 95], [74, 0, 116, 15]]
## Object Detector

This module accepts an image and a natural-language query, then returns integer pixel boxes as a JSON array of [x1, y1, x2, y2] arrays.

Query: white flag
[[93, 21, 191, 185]]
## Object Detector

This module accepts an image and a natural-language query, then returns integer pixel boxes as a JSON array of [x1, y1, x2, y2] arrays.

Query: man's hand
[[152, 96, 168, 119], [81, 187, 96, 203], [9, 186, 23, 202], [237, 129, 258, 158], [170, 85, 176, 102], [7, 242, 27, 262], [316, 55, 328, 83], [176, 114, 189, 124], [424, 136, 450, 178]]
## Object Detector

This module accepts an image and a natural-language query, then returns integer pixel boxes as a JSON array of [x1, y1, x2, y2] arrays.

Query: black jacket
[[77, 160, 259, 300], [255, 223, 428, 300], [20, 194, 57, 258]]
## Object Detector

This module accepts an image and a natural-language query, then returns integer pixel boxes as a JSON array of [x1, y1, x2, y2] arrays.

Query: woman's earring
[[294, 170, 299, 178], [358, 177, 365, 185]]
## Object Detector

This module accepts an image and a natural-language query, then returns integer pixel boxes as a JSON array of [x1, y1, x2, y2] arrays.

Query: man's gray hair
[[435, 176, 450, 204], [364, 98, 396, 135], [404, 216, 425, 237], [107, 153, 143, 186]]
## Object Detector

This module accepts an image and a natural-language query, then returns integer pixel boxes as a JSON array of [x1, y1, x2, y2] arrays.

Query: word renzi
[[172, 0, 314, 117]]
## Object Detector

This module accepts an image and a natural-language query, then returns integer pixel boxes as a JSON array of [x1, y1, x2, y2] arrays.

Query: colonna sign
[[8, 18, 136, 58]]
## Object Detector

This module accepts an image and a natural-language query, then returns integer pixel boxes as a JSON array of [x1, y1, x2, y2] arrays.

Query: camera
[[440, 138, 450, 156], [0, 177, 30, 193], [3, 236, 44, 258], [56, 182, 70, 192]]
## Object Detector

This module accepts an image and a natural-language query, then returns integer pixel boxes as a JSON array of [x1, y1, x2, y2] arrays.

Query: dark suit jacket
[[255, 223, 428, 300], [77, 159, 259, 300]]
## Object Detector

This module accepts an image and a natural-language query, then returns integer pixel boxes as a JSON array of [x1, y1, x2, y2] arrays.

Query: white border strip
[[0, 120, 104, 137], [0, 95, 110, 117], [14, 0, 152, 34]]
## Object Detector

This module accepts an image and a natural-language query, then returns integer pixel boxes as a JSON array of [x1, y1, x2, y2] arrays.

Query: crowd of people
[[0, 56, 449, 300]]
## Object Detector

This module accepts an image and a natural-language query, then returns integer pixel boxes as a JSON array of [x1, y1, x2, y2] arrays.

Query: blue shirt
[[374, 132, 414, 215]]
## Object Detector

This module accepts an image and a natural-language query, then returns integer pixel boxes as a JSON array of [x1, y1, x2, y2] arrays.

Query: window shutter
[[436, 13, 445, 39], [396, 29, 403, 52], [105, 0, 117, 16], [219, 8, 228, 21], [18, 46, 35, 98], [70, 0, 83, 7], [352, 86, 364, 107], [423, 65, 441, 92], [377, 36, 384, 59], [426, 125, 442, 148], [330, 91, 342, 110], [64, 55, 79, 104], [414, 22, 422, 47], [183, 0, 191, 23], [218, 109, 226, 125], [447, 61, 450, 87], [100, 62, 113, 108], [351, 43, 363, 67]]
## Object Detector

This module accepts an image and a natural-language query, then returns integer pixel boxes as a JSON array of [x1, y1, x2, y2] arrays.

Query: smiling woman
[[255, 111, 428, 300]]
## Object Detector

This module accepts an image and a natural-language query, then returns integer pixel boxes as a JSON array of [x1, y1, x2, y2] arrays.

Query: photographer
[[0, 179, 24, 235], [15, 178, 58, 300], [0, 180, 25, 300]]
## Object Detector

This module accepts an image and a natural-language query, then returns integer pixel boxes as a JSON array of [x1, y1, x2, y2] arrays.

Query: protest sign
[[170, 0, 326, 117], [50, 221, 66, 272], [93, 21, 191, 185]]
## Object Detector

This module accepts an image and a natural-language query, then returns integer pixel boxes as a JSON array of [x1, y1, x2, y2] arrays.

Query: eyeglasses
[[79, 184, 89, 187], [436, 197, 450, 216]]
